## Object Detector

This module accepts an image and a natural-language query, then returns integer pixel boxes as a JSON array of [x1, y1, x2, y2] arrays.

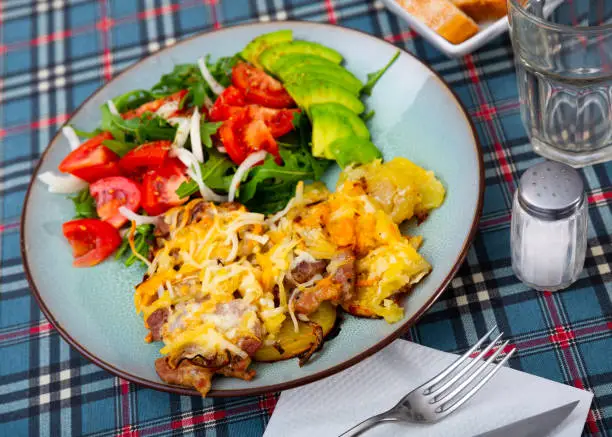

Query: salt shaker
[[511, 161, 588, 291]]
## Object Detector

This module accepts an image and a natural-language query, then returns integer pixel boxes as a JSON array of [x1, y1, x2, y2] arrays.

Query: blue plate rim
[[20, 20, 485, 397]]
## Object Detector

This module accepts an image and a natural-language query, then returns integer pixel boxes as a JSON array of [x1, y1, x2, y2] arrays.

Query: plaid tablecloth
[[1, 1, 611, 436]]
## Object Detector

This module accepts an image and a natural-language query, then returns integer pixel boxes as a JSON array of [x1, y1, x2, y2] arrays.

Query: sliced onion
[[118, 206, 160, 225], [107, 100, 120, 116], [172, 118, 191, 148], [156, 101, 179, 119], [197, 57, 225, 95], [62, 126, 81, 150], [203, 94, 214, 110], [228, 151, 267, 203], [190, 107, 203, 162], [218, 146, 227, 154], [38, 171, 87, 193], [171, 148, 226, 202]]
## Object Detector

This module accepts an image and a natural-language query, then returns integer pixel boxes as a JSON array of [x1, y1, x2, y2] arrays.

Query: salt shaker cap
[[518, 161, 585, 221]]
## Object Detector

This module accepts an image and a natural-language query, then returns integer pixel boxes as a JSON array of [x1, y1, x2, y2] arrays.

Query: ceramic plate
[[22, 21, 484, 397]]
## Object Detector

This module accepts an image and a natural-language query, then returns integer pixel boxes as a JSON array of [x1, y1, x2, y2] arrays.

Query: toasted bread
[[451, 0, 508, 22], [396, 0, 479, 44]]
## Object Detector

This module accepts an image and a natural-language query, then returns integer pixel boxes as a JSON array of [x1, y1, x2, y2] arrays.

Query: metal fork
[[339, 326, 516, 436]]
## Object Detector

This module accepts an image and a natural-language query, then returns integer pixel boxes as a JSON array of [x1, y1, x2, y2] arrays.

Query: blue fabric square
[[516, 349, 564, 382], [3, 18, 32, 44], [69, 2, 99, 27], [560, 287, 608, 323], [3, 98, 32, 127], [81, 397, 116, 434], [227, 420, 266, 436], [111, 21, 141, 48], [3, 49, 33, 75], [108, 0, 140, 18], [72, 80, 104, 108], [221, 0, 252, 22], [0, 418, 28, 437], [2, 133, 33, 160], [70, 31, 99, 58], [0, 296, 30, 329], [473, 121, 490, 150], [504, 297, 546, 335], [3, 190, 25, 221], [179, 5, 210, 32], [452, 83, 477, 111], [135, 388, 171, 422], [488, 75, 518, 102], [500, 112, 527, 142], [340, 14, 375, 34], [0, 342, 29, 376], [483, 184, 507, 215], [578, 338, 612, 376], [417, 319, 458, 352], [478, 228, 511, 261]]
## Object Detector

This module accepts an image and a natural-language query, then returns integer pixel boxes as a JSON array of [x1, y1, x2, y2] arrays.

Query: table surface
[[1, 1, 611, 436]]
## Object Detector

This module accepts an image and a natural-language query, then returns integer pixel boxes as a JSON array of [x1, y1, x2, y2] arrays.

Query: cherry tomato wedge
[[141, 158, 189, 216], [208, 86, 247, 122], [62, 218, 122, 267], [58, 132, 119, 183], [247, 106, 299, 138], [232, 62, 295, 109], [219, 110, 279, 165], [119, 140, 172, 175], [90, 176, 142, 228], [122, 90, 187, 120]]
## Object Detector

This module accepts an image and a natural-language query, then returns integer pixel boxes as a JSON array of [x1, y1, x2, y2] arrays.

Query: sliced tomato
[[62, 218, 122, 267], [232, 62, 295, 109], [58, 132, 119, 183], [209, 86, 247, 122], [119, 140, 172, 175], [219, 110, 279, 165], [141, 158, 189, 216], [122, 90, 188, 120], [247, 106, 299, 138], [90, 176, 142, 228]]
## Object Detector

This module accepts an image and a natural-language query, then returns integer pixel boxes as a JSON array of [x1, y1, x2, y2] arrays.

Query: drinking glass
[[508, 0, 612, 167]]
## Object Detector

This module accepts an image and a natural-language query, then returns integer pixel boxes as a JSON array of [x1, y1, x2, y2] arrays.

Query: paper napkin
[[264, 340, 593, 437]]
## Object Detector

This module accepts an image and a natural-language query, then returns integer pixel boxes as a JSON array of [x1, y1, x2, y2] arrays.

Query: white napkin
[[264, 340, 593, 437]]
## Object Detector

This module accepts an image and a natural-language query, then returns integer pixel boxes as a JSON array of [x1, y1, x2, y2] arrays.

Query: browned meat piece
[[216, 357, 256, 381], [237, 336, 262, 356], [291, 260, 328, 284], [292, 249, 356, 314], [146, 308, 169, 342], [155, 357, 215, 396]]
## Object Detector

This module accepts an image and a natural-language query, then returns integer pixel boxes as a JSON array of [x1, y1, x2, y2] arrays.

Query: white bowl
[[381, 0, 509, 57]]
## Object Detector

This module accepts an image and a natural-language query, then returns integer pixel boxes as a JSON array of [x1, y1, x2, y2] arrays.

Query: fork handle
[[338, 412, 398, 437]]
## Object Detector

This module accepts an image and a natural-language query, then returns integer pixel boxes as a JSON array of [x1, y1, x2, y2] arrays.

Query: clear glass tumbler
[[508, 0, 612, 167]]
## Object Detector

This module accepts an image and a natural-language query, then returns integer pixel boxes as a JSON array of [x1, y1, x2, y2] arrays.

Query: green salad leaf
[[102, 139, 137, 157], [115, 224, 155, 267], [206, 54, 241, 87], [100, 104, 126, 142], [362, 50, 400, 96], [111, 89, 155, 112], [70, 126, 102, 139], [69, 188, 97, 219], [176, 149, 237, 198], [111, 112, 177, 144], [200, 120, 223, 149], [362, 109, 375, 122]]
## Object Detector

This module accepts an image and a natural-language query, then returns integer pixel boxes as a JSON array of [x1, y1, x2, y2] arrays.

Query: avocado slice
[[328, 137, 382, 168], [285, 82, 365, 115], [267, 54, 338, 75], [279, 65, 363, 95], [259, 41, 343, 73], [310, 103, 370, 159], [241, 30, 293, 67]]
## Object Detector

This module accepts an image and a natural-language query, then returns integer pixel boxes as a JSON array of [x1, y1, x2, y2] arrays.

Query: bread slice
[[451, 0, 508, 22], [396, 0, 479, 44]]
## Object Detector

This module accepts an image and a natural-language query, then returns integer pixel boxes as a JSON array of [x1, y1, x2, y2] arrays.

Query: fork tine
[[429, 332, 504, 396], [423, 326, 497, 393], [437, 347, 516, 415], [433, 340, 510, 403]]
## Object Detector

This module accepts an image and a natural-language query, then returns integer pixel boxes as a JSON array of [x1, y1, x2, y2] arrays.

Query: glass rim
[[509, 0, 612, 34]]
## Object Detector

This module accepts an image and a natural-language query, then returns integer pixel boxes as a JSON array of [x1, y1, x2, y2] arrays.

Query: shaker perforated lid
[[518, 161, 585, 220]]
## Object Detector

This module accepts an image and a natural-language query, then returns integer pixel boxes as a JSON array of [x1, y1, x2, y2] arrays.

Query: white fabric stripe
[[1, 279, 29, 293], [0, 175, 31, 192], [0, 160, 31, 178], [145, 0, 159, 45], [161, 0, 175, 40]]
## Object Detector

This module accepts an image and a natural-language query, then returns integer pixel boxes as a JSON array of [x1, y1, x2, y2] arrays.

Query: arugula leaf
[[200, 120, 222, 149], [71, 126, 102, 139], [206, 54, 241, 87], [69, 188, 97, 219], [112, 89, 155, 112], [176, 149, 237, 198], [115, 224, 154, 267], [362, 109, 375, 122], [361, 50, 400, 96], [102, 139, 137, 157], [111, 113, 177, 144], [150, 64, 203, 97], [100, 104, 126, 142]]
